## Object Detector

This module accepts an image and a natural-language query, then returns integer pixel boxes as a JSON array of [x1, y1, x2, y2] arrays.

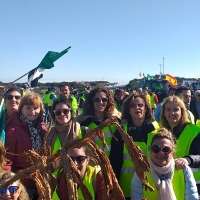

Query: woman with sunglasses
[[160, 95, 200, 195], [46, 98, 82, 198], [5, 93, 47, 199], [114, 94, 159, 199], [77, 86, 121, 176], [131, 127, 198, 200], [47, 98, 82, 154], [57, 146, 104, 200], [0, 88, 22, 146], [0, 171, 29, 200], [4, 88, 22, 118]]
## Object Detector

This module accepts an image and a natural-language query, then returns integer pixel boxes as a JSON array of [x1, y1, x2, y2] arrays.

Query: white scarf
[[149, 158, 177, 200]]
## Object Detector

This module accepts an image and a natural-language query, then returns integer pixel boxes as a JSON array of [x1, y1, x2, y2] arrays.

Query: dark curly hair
[[83, 86, 115, 118]]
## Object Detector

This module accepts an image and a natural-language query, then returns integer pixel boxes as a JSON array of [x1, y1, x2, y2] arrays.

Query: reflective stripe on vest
[[175, 124, 200, 184], [78, 165, 101, 200], [143, 169, 185, 199], [88, 122, 117, 158], [119, 121, 159, 197]]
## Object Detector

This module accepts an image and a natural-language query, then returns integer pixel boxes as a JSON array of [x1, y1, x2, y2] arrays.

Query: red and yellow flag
[[165, 74, 177, 86]]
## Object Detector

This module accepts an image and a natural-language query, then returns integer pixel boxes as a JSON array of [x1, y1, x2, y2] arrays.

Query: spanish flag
[[165, 74, 177, 86]]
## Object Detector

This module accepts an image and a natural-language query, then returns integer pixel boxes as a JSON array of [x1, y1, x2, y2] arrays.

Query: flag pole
[[12, 68, 37, 83]]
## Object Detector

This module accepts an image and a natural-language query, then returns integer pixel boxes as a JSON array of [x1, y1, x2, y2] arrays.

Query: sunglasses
[[197, 95, 200, 97], [53, 108, 71, 116], [151, 144, 172, 154], [0, 186, 19, 194], [70, 156, 88, 164], [130, 103, 144, 109], [93, 97, 108, 103], [6, 95, 21, 100]]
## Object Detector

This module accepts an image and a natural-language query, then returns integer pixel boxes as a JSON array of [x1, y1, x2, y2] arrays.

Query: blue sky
[[1, 0, 200, 85]]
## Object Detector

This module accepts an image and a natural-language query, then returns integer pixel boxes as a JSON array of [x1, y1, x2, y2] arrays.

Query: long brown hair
[[121, 94, 154, 124], [83, 86, 115, 118]]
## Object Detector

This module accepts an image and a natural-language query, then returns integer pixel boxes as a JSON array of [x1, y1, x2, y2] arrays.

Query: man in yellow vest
[[114, 89, 125, 111], [57, 83, 78, 117], [48, 87, 57, 115]]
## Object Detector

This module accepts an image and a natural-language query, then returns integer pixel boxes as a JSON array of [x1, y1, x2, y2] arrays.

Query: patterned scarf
[[20, 113, 42, 153]]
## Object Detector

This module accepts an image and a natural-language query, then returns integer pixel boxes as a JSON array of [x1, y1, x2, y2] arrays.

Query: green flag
[[28, 46, 71, 87], [36, 46, 71, 69], [147, 74, 154, 80]]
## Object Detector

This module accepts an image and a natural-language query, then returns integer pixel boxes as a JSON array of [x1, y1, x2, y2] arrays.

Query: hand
[[175, 158, 189, 169]]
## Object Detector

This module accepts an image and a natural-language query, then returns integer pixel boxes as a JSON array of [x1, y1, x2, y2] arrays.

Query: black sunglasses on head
[[53, 108, 71, 116], [0, 186, 19, 194], [151, 144, 172, 154], [70, 156, 88, 164], [6, 95, 21, 100], [93, 97, 108, 103]]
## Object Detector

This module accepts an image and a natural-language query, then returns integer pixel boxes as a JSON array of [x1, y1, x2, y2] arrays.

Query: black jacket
[[190, 99, 199, 123]]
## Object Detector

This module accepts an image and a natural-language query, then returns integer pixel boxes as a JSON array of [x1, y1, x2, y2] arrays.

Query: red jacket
[[5, 112, 47, 190]]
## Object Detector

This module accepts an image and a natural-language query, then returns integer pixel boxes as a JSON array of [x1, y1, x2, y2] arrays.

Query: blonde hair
[[151, 127, 176, 148], [18, 93, 44, 121], [160, 96, 189, 130], [0, 171, 29, 200]]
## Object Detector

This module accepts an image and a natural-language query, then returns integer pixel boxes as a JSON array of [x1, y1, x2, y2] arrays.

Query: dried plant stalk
[[1, 117, 154, 200]]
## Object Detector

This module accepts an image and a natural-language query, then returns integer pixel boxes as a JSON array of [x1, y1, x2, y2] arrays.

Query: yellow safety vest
[[143, 169, 185, 199], [175, 124, 200, 185], [119, 121, 159, 197], [20, 88, 26, 97], [88, 122, 117, 158], [150, 95, 156, 109], [48, 92, 55, 106], [79, 94, 86, 114], [43, 93, 49, 104], [196, 119, 200, 127], [70, 95, 78, 117], [78, 165, 101, 200]]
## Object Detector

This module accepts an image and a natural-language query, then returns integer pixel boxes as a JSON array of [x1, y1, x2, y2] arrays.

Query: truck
[[139, 79, 169, 102]]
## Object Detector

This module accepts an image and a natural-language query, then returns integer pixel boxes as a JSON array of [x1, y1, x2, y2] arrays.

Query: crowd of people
[[0, 83, 200, 200]]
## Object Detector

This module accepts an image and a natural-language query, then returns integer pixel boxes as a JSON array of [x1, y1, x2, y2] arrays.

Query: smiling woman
[[46, 98, 82, 199], [0, 171, 29, 200], [5, 93, 47, 199], [131, 128, 198, 200]]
